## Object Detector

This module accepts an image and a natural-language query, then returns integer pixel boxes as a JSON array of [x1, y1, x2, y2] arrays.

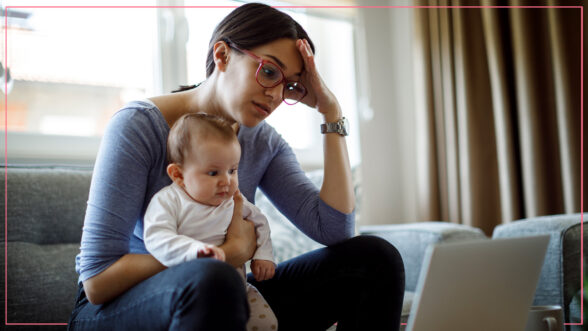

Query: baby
[[144, 113, 277, 330]]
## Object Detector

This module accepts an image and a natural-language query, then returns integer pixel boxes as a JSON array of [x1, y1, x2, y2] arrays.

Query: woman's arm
[[258, 129, 354, 245], [296, 38, 355, 214], [220, 190, 257, 267], [83, 254, 165, 305], [78, 105, 170, 304], [320, 108, 355, 214]]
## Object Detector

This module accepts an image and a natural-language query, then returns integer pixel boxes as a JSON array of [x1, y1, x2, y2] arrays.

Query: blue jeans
[[68, 235, 405, 330]]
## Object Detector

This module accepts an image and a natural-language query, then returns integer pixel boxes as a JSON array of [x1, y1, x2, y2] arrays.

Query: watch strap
[[320, 117, 348, 136]]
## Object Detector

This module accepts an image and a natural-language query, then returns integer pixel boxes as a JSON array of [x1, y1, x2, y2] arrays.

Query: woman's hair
[[206, 3, 315, 77], [167, 113, 237, 165], [172, 3, 315, 93]]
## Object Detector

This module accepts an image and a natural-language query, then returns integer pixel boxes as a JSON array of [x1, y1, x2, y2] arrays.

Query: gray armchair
[[493, 214, 586, 329]]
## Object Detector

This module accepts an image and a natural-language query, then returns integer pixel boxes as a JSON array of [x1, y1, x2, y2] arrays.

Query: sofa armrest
[[360, 222, 487, 292], [492, 213, 586, 324]]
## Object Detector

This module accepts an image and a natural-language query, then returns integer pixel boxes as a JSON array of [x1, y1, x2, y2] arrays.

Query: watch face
[[339, 118, 349, 136]]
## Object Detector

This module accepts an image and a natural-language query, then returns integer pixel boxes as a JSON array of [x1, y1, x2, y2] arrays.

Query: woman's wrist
[[219, 239, 247, 268], [321, 104, 343, 123]]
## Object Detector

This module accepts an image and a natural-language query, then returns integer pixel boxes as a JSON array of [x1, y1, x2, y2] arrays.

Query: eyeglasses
[[229, 44, 307, 105]]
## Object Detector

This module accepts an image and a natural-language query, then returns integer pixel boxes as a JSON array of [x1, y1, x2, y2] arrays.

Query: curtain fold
[[481, 2, 522, 226], [413, 1, 582, 234]]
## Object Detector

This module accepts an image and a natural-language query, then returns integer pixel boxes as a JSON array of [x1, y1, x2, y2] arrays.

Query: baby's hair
[[167, 113, 237, 165]]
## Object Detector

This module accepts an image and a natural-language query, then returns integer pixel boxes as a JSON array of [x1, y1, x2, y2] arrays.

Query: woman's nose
[[265, 83, 283, 101]]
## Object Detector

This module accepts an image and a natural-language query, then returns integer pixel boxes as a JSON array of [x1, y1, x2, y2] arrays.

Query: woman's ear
[[167, 163, 184, 186], [213, 41, 231, 72]]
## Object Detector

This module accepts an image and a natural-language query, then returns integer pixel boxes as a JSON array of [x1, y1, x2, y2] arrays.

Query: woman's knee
[[171, 259, 245, 292], [165, 259, 247, 308], [166, 259, 249, 329], [342, 236, 405, 284], [161, 259, 249, 329], [345, 235, 404, 265]]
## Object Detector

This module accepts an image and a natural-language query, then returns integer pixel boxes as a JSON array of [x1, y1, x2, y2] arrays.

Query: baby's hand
[[197, 244, 226, 262], [251, 259, 275, 282]]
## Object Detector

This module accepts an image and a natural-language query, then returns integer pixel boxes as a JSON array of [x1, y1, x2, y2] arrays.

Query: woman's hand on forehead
[[296, 39, 340, 116]]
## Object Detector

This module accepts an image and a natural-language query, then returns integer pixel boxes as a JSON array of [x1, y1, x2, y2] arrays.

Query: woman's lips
[[252, 101, 271, 116]]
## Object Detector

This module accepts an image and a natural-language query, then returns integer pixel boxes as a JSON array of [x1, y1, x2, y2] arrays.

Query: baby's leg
[[246, 283, 278, 331]]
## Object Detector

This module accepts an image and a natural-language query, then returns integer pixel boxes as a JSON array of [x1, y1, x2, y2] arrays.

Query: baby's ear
[[167, 163, 184, 185]]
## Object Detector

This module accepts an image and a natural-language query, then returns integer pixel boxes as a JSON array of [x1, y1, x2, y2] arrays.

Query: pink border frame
[[2, 4, 584, 327]]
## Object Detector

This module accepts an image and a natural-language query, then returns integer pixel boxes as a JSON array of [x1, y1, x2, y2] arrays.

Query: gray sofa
[[1, 165, 586, 330]]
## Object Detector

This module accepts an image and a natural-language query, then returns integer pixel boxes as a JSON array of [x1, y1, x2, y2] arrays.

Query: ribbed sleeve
[[76, 102, 170, 282]]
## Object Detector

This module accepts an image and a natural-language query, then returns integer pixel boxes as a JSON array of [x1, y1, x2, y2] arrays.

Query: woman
[[69, 3, 405, 330]]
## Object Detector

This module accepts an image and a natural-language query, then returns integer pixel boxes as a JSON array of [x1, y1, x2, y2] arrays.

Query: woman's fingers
[[233, 189, 243, 206], [198, 245, 226, 262], [230, 190, 245, 228], [297, 39, 317, 108], [296, 39, 339, 112], [214, 247, 226, 261]]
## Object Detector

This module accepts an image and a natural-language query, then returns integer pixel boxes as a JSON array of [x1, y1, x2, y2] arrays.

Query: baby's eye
[[207, 171, 218, 176], [228, 168, 238, 175]]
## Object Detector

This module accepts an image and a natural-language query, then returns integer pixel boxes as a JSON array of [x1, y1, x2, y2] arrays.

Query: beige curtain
[[413, 0, 582, 235]]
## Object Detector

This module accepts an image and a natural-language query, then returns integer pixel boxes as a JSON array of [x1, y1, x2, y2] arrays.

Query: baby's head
[[167, 113, 241, 206]]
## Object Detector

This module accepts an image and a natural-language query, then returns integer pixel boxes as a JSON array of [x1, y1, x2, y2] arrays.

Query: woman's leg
[[69, 259, 249, 331], [248, 235, 405, 331]]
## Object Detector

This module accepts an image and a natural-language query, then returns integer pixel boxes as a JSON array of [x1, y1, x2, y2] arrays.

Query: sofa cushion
[[2, 166, 91, 244], [1, 166, 91, 325], [6, 242, 80, 323]]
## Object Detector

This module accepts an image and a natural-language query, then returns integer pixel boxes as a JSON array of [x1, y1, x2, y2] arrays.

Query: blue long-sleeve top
[[76, 100, 355, 283]]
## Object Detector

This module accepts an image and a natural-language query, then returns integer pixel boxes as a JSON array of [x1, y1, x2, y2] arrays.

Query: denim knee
[[167, 259, 249, 330], [345, 235, 405, 280], [170, 258, 243, 287]]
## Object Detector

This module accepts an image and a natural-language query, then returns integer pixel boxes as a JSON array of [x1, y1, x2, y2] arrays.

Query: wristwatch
[[320, 117, 349, 136]]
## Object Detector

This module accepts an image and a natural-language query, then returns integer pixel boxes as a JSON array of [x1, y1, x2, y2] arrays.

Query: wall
[[355, 1, 418, 225]]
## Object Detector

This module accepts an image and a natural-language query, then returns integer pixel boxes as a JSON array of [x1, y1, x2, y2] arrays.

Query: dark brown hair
[[206, 3, 314, 77], [167, 113, 237, 165], [173, 3, 315, 93]]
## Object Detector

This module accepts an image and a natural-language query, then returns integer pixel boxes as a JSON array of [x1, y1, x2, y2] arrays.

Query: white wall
[[355, 1, 418, 225]]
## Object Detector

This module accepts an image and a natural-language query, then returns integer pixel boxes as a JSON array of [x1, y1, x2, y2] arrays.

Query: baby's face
[[180, 137, 241, 206]]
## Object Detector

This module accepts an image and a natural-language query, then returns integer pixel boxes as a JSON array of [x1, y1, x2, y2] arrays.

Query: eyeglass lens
[[257, 62, 306, 104]]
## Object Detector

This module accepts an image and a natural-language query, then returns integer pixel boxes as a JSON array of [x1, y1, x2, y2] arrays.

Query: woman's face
[[221, 38, 304, 128]]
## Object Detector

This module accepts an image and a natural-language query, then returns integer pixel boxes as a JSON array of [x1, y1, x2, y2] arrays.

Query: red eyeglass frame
[[229, 44, 307, 105]]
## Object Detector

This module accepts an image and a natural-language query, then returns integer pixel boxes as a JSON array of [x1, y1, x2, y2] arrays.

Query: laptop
[[406, 235, 550, 331]]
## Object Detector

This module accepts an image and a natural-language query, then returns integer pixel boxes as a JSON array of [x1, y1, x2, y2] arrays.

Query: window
[[2, 0, 159, 162], [4, 3, 159, 136], [2, 0, 360, 169]]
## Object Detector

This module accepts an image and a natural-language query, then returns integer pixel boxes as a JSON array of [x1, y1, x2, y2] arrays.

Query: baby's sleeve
[[143, 188, 207, 267], [243, 199, 275, 263]]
